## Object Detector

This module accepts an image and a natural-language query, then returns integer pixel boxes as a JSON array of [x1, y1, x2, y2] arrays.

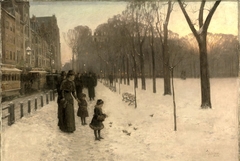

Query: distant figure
[[108, 73, 114, 86], [181, 70, 186, 80], [87, 72, 96, 101], [60, 70, 80, 133], [77, 93, 89, 125], [75, 73, 84, 99], [89, 99, 107, 141], [82, 72, 88, 88], [56, 71, 66, 131]]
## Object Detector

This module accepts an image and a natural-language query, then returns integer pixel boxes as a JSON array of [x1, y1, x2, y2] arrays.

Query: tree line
[[63, 0, 238, 109]]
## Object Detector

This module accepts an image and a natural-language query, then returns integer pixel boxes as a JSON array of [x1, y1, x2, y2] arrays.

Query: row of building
[[1, 0, 61, 73]]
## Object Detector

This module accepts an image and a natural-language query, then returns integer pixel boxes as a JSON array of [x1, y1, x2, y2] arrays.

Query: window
[[6, 21, 9, 29], [6, 50, 9, 59], [10, 51, 12, 60]]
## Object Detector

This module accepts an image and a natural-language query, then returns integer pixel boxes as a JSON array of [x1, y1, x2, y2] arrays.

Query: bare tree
[[63, 29, 78, 70], [125, 2, 151, 90], [154, 0, 174, 95], [177, 0, 221, 109]]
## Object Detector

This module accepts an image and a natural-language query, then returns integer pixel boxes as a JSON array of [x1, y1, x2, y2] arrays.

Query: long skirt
[[62, 101, 76, 132]]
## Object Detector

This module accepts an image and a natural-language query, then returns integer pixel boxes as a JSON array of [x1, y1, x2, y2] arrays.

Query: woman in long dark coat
[[60, 70, 80, 133], [89, 99, 107, 141], [56, 71, 66, 131]]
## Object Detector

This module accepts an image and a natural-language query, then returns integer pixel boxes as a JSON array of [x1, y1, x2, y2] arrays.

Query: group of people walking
[[56, 70, 107, 140]]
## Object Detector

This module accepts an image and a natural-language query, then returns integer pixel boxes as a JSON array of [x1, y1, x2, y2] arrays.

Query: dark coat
[[60, 79, 77, 132], [74, 77, 84, 99], [56, 76, 65, 128], [77, 99, 89, 118], [89, 105, 106, 130], [87, 76, 95, 99], [56, 76, 65, 102]]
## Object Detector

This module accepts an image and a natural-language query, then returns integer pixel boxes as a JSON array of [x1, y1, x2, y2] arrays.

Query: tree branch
[[199, 0, 206, 28], [177, 0, 199, 39], [203, 0, 221, 32]]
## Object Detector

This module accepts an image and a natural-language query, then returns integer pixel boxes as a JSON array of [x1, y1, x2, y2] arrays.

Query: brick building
[[1, 0, 61, 72]]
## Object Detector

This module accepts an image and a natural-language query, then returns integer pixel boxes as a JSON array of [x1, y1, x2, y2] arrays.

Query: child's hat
[[96, 99, 104, 105]]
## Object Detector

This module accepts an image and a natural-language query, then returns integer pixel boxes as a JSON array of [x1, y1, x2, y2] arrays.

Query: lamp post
[[51, 59, 55, 100], [49, 51, 55, 90], [26, 47, 31, 68]]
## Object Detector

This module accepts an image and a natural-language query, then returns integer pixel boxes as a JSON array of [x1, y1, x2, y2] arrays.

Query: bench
[[122, 92, 135, 105], [109, 86, 116, 92]]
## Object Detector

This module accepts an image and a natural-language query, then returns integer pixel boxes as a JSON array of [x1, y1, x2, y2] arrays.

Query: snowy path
[[2, 79, 239, 161], [2, 81, 153, 161]]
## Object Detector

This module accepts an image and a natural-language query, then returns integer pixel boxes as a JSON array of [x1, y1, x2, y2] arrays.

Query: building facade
[[1, 0, 61, 73], [1, 0, 61, 95]]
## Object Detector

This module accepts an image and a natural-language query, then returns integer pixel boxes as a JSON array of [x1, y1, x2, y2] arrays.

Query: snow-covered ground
[[2, 78, 238, 161]]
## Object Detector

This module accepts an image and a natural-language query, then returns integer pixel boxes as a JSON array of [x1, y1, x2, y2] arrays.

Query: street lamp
[[50, 52, 55, 100], [26, 46, 31, 67], [49, 52, 54, 87]]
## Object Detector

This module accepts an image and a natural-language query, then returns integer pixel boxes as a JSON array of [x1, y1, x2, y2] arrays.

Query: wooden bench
[[122, 92, 135, 105], [109, 86, 116, 92]]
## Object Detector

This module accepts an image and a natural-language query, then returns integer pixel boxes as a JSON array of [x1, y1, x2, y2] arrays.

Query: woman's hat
[[96, 99, 104, 105], [67, 70, 75, 76]]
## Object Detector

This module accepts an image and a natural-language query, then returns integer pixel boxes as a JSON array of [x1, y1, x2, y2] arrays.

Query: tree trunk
[[199, 34, 211, 108], [122, 56, 126, 85], [152, 49, 156, 93], [150, 27, 156, 93], [163, 22, 171, 95], [127, 57, 130, 85], [140, 46, 146, 90], [133, 60, 138, 88]]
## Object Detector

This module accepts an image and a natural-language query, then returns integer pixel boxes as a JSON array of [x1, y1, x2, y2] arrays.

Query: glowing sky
[[30, 1, 238, 65]]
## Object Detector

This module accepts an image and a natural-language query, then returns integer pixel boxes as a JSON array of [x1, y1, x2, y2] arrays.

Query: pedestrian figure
[[89, 99, 107, 141], [60, 70, 80, 133], [77, 93, 89, 125], [87, 72, 96, 101], [75, 73, 84, 99], [108, 73, 114, 86], [56, 71, 66, 131]]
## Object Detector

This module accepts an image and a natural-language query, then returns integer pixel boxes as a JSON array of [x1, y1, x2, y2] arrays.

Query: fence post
[[46, 93, 49, 104], [20, 102, 24, 118], [8, 102, 15, 125], [28, 99, 31, 113], [50, 90, 53, 101], [35, 97, 37, 110], [53, 89, 55, 101], [41, 95, 43, 107]]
